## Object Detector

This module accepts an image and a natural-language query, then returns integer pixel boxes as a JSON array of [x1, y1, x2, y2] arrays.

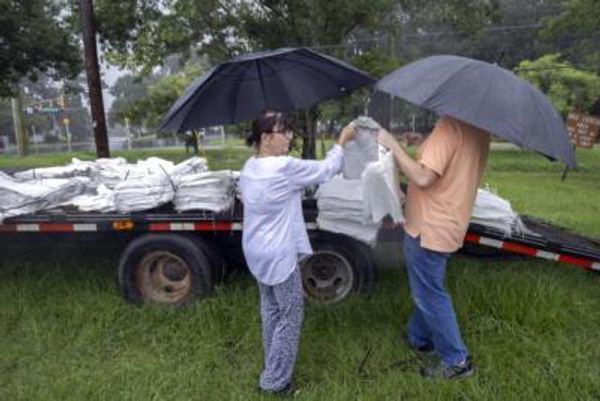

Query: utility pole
[[79, 0, 110, 158], [11, 90, 28, 157]]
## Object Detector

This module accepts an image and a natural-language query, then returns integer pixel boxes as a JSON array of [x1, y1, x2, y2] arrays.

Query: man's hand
[[378, 127, 438, 189], [377, 128, 400, 150]]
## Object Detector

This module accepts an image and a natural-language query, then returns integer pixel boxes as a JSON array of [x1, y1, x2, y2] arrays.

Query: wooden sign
[[566, 112, 600, 148]]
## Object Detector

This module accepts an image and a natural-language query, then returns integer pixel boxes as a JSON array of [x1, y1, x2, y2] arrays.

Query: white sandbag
[[316, 215, 380, 246], [316, 176, 381, 246], [0, 174, 90, 222], [70, 184, 116, 212], [361, 151, 405, 224], [174, 170, 235, 213], [316, 176, 363, 202], [13, 158, 95, 180], [342, 116, 380, 179], [470, 188, 531, 236], [113, 174, 174, 212]]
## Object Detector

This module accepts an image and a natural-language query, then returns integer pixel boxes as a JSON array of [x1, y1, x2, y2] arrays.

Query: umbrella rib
[[298, 49, 373, 87], [262, 58, 295, 109], [256, 60, 269, 106], [230, 61, 256, 124], [269, 50, 370, 93], [420, 63, 473, 108]]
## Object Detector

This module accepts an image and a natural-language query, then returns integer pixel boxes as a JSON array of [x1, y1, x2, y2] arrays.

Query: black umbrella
[[159, 47, 374, 132], [374, 55, 576, 167]]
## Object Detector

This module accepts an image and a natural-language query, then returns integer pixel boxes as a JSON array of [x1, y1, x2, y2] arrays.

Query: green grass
[[2, 256, 600, 400], [482, 147, 600, 238], [0, 142, 253, 171], [1, 145, 600, 400]]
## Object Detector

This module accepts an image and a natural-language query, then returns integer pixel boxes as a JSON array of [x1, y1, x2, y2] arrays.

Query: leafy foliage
[[117, 64, 206, 130], [541, 0, 600, 71], [517, 54, 600, 116], [94, 0, 243, 69], [0, 0, 81, 97]]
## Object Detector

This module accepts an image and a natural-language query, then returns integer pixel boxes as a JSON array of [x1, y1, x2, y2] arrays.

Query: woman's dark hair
[[246, 111, 294, 147]]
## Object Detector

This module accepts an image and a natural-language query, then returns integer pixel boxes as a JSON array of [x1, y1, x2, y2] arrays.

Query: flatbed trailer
[[462, 216, 600, 272], [1, 201, 598, 306], [0, 200, 376, 305]]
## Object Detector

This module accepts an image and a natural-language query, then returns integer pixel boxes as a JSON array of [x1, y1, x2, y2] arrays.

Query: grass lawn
[[0, 139, 252, 171], [1, 145, 599, 400]]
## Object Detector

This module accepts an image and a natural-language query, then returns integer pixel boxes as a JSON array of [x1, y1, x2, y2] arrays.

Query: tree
[[108, 75, 149, 128], [95, 0, 511, 157], [117, 64, 206, 131], [517, 54, 600, 116], [93, 0, 241, 69], [0, 0, 81, 97], [541, 0, 600, 72]]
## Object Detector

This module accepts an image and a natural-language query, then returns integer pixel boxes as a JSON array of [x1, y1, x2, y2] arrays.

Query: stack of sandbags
[[113, 174, 175, 212], [173, 170, 237, 213], [1, 156, 215, 216], [316, 116, 406, 245], [104, 157, 208, 213], [0, 171, 89, 222], [470, 188, 530, 236], [316, 176, 380, 245]]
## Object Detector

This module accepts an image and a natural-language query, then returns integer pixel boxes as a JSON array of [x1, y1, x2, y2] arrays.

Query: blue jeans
[[403, 234, 469, 366]]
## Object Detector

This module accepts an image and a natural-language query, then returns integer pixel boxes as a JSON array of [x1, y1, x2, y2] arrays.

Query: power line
[[310, 22, 545, 51]]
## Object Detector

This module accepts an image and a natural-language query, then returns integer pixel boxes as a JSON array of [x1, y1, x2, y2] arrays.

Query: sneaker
[[421, 357, 475, 380], [260, 382, 299, 397], [410, 343, 435, 355], [405, 337, 435, 356]]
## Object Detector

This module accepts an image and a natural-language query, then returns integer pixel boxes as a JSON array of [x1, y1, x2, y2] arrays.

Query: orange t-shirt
[[404, 116, 491, 253]]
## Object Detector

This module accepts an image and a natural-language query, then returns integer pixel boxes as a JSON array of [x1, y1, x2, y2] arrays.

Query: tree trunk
[[301, 107, 317, 159], [79, 0, 110, 158], [192, 131, 199, 155], [11, 91, 28, 157]]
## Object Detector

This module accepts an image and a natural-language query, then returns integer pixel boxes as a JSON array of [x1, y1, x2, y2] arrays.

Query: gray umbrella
[[374, 55, 576, 167], [159, 47, 374, 132]]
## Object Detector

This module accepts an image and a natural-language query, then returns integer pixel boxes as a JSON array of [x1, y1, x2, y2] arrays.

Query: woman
[[239, 111, 355, 394]]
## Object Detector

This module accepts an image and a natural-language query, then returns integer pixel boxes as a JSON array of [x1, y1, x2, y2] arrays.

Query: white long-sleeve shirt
[[239, 145, 343, 285]]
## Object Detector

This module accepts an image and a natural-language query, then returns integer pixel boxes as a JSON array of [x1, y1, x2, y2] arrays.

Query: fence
[[0, 134, 234, 155]]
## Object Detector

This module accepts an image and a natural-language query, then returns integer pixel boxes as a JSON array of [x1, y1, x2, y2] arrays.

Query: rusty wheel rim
[[136, 251, 192, 305], [300, 250, 354, 304]]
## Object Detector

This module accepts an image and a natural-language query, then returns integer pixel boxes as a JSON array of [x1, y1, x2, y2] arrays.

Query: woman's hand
[[337, 123, 356, 146]]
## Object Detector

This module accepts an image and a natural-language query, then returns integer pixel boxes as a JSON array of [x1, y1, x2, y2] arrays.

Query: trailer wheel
[[301, 233, 376, 304], [118, 234, 213, 306], [191, 237, 227, 285]]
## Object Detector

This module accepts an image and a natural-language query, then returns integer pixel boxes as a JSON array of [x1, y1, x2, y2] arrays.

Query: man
[[378, 116, 490, 379]]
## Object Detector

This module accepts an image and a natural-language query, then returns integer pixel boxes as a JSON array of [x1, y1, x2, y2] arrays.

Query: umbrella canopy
[[374, 55, 576, 167], [159, 47, 374, 132]]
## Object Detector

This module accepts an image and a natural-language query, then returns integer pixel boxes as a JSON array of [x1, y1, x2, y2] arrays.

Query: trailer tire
[[118, 234, 213, 306], [190, 237, 227, 285], [301, 232, 376, 304]]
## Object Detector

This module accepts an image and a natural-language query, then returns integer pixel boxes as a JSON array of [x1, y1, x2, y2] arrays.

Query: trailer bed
[[2, 204, 599, 272]]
